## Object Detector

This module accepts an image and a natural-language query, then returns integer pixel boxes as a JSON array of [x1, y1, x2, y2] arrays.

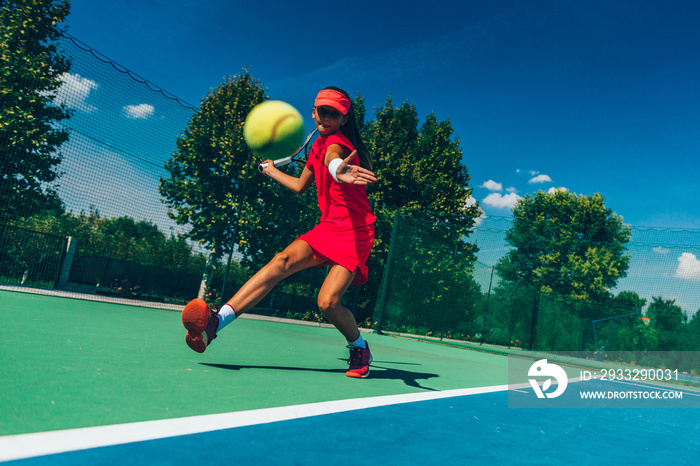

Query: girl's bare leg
[[226, 240, 326, 316], [316, 264, 361, 342]]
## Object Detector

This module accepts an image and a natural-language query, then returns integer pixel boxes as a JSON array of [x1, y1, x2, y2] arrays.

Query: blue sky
[[61, 0, 699, 313]]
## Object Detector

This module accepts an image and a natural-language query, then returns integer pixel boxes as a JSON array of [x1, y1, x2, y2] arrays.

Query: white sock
[[348, 333, 367, 349], [217, 304, 236, 332]]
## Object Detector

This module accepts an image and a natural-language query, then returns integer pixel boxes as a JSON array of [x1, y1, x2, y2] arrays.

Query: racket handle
[[258, 156, 293, 173]]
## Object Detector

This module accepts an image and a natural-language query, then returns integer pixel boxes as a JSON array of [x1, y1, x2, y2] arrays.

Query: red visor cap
[[314, 89, 351, 115]]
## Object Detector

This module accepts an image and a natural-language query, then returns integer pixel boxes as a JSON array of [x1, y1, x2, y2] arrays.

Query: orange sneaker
[[346, 343, 372, 378], [182, 299, 219, 353]]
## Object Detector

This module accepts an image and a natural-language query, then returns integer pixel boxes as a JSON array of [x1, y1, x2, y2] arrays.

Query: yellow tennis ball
[[244, 101, 305, 158]]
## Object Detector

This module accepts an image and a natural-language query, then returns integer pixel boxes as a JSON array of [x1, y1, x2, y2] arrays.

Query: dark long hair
[[324, 86, 372, 171]]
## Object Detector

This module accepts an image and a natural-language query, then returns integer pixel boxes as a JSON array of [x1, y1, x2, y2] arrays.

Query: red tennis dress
[[296, 132, 376, 284]]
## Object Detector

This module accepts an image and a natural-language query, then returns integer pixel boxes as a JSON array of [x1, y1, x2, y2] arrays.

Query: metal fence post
[[374, 212, 400, 334], [56, 236, 77, 290], [529, 291, 541, 351], [479, 266, 495, 345]]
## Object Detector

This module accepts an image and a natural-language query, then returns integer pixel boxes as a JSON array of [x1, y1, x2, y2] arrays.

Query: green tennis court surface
[[1, 290, 509, 437]]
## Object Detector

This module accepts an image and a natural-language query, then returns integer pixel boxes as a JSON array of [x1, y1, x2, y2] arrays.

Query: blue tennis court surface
[[3, 382, 699, 465]]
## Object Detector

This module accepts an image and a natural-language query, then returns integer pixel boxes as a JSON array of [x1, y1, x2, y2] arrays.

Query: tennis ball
[[244, 101, 305, 158]]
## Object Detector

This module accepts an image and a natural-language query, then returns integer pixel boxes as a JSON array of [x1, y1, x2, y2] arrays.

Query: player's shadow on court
[[201, 362, 439, 391]]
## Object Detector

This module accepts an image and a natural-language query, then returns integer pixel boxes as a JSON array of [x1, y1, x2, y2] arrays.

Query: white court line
[[0, 384, 509, 462]]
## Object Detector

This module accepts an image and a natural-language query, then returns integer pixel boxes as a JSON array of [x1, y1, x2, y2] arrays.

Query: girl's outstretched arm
[[261, 162, 314, 195]]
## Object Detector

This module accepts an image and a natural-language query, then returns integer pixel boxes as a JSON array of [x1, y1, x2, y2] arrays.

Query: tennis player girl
[[182, 87, 377, 378]]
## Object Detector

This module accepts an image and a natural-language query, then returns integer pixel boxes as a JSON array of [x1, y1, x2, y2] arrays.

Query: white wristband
[[328, 157, 343, 183]]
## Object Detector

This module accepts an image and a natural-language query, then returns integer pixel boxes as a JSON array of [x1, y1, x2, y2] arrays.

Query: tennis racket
[[257, 129, 319, 173]]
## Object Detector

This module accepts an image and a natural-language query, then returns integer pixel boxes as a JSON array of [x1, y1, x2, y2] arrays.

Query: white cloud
[[124, 103, 155, 119], [653, 246, 670, 255], [464, 196, 486, 228], [464, 195, 485, 226], [529, 174, 553, 184], [675, 252, 700, 282], [482, 192, 521, 209], [53, 73, 98, 112], [506, 186, 517, 193], [529, 170, 539, 176], [480, 180, 503, 191], [547, 186, 568, 194]]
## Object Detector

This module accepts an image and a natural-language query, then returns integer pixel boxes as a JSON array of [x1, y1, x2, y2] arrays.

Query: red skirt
[[296, 221, 375, 285]]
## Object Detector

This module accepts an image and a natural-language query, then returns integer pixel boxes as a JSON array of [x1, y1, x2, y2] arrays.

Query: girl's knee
[[269, 251, 292, 273], [317, 293, 340, 315]]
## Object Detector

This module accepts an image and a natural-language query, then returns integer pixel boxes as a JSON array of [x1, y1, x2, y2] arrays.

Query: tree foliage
[[612, 290, 647, 315], [374, 212, 484, 336], [364, 96, 474, 214], [0, 0, 71, 220], [496, 190, 632, 309], [359, 96, 481, 320], [14, 209, 206, 274], [159, 71, 326, 288], [646, 296, 687, 332], [159, 71, 267, 261]]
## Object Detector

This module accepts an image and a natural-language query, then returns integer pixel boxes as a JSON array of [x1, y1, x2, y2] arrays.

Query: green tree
[[688, 309, 700, 333], [377, 213, 481, 336], [586, 291, 648, 353], [683, 310, 700, 353], [0, 0, 71, 220], [646, 296, 687, 332], [361, 96, 480, 322], [364, 96, 474, 214], [496, 190, 632, 317], [160, 71, 323, 301], [643, 297, 697, 365], [612, 290, 647, 316], [483, 281, 536, 348], [159, 72, 266, 265]]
